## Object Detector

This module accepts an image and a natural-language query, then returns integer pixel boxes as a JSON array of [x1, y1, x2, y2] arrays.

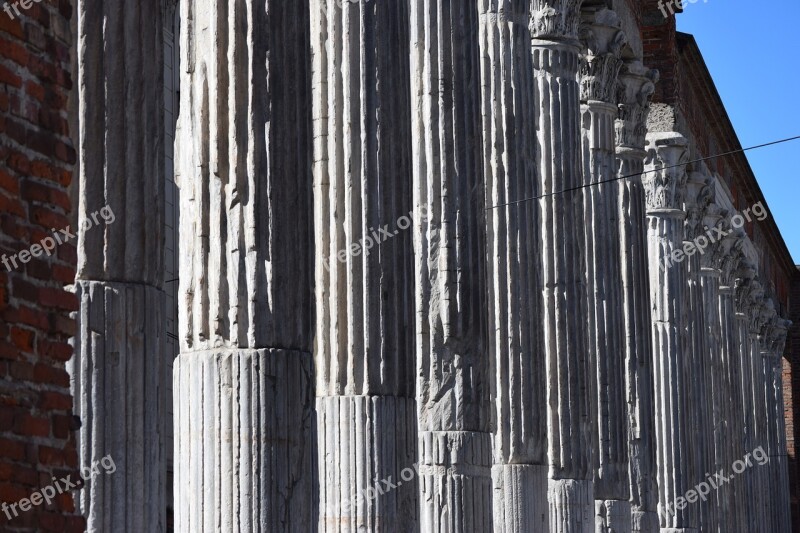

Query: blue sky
[[676, 0, 800, 264]]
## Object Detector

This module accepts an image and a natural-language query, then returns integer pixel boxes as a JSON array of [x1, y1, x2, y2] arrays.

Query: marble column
[[698, 201, 730, 533], [616, 60, 659, 533], [734, 262, 759, 532], [682, 175, 712, 531], [478, 1, 548, 531], [763, 317, 792, 533], [310, 1, 418, 530], [530, 1, 593, 530], [172, 1, 314, 531], [718, 237, 746, 532], [758, 303, 780, 533], [749, 295, 770, 533], [642, 132, 697, 533], [70, 0, 166, 530], [410, 1, 492, 531], [577, 7, 629, 532]]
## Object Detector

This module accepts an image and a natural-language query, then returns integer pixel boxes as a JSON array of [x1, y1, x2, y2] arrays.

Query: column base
[[596, 499, 631, 533], [548, 478, 594, 533], [631, 509, 659, 533], [419, 431, 492, 533], [316, 396, 417, 532], [173, 348, 313, 533], [492, 464, 548, 532], [660, 529, 697, 533], [70, 281, 165, 532]]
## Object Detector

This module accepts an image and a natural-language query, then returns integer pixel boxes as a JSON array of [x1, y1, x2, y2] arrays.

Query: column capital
[[684, 173, 713, 241], [616, 61, 658, 153], [530, 0, 583, 41], [720, 235, 744, 287], [701, 203, 729, 271], [579, 7, 625, 103], [643, 132, 689, 213], [763, 317, 792, 356], [734, 261, 757, 315], [758, 299, 778, 342]]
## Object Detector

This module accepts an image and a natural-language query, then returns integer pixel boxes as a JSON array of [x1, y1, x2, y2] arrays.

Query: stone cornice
[[643, 132, 689, 212], [615, 61, 658, 152], [579, 8, 625, 103], [530, 0, 583, 41]]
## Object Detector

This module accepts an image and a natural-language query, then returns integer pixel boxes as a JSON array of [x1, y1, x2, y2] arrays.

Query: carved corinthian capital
[[579, 8, 625, 103], [720, 236, 744, 287], [616, 61, 658, 151], [643, 132, 689, 212], [764, 318, 791, 356], [701, 203, 729, 270], [530, 0, 583, 41], [685, 172, 714, 241]]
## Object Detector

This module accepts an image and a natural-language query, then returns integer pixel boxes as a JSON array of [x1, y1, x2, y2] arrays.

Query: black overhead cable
[[485, 134, 800, 211]]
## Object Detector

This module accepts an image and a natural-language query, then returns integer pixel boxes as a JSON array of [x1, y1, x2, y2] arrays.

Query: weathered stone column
[[734, 262, 759, 531], [616, 60, 659, 533], [172, 1, 314, 531], [682, 176, 712, 531], [749, 295, 770, 533], [758, 303, 780, 533], [69, 0, 165, 530], [697, 200, 730, 533], [478, 1, 548, 531], [642, 132, 697, 533], [530, 1, 593, 530], [763, 317, 792, 533], [577, 8, 629, 532], [310, 1, 418, 530], [719, 236, 746, 530], [410, 1, 492, 531]]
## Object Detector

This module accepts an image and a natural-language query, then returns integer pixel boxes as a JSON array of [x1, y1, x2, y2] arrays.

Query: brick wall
[[0, 0, 83, 531]]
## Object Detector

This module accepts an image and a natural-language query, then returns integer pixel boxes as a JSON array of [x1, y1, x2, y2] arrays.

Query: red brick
[[38, 339, 71, 361], [38, 392, 71, 411], [9, 326, 34, 352], [38, 288, 77, 312], [14, 413, 49, 437]]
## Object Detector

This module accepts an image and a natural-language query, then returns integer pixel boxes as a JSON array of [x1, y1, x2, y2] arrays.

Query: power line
[[485, 134, 800, 211]]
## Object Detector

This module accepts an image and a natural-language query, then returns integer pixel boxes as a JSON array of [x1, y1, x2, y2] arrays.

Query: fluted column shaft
[[763, 318, 791, 532], [70, 0, 165, 530], [643, 132, 696, 533], [311, 2, 417, 530], [733, 271, 759, 532], [719, 278, 745, 532], [411, 2, 492, 531], [718, 243, 747, 532], [530, 2, 593, 530], [479, 2, 548, 531], [578, 9, 629, 532], [682, 178, 712, 531], [616, 62, 659, 533], [697, 208, 728, 533], [173, 1, 314, 531]]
